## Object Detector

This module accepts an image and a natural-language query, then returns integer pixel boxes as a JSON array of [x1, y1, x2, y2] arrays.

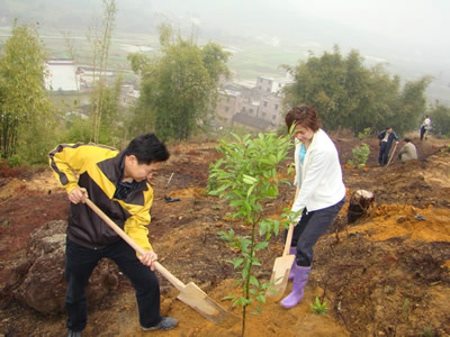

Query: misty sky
[[286, 0, 447, 44], [2, 0, 448, 63], [1, 0, 449, 91], [139, 0, 449, 65]]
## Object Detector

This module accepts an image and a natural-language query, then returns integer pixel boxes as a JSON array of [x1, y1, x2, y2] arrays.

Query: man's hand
[[139, 251, 158, 271], [68, 186, 88, 204]]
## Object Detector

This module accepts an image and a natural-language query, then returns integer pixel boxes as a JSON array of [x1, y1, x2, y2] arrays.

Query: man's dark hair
[[404, 137, 411, 142], [124, 133, 170, 164]]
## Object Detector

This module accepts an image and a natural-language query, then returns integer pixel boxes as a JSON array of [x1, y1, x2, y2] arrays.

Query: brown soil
[[0, 135, 449, 337]]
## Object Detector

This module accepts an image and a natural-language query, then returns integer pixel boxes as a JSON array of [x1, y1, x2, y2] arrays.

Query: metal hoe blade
[[177, 282, 239, 326]]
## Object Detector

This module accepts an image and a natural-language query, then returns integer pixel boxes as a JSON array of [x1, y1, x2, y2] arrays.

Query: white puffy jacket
[[292, 129, 346, 213]]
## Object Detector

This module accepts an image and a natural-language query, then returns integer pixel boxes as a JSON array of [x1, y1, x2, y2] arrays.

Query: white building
[[76, 66, 115, 88], [45, 59, 79, 92]]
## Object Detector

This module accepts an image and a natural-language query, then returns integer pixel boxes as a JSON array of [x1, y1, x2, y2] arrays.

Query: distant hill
[[1, 0, 449, 104]]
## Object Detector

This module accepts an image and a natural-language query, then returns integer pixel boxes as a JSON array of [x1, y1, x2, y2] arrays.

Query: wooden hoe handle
[[283, 222, 295, 256], [84, 198, 185, 290]]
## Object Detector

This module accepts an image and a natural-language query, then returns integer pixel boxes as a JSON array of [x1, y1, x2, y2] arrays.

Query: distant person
[[49, 133, 178, 337], [398, 138, 418, 162], [377, 127, 399, 166], [280, 105, 345, 309], [420, 115, 432, 141]]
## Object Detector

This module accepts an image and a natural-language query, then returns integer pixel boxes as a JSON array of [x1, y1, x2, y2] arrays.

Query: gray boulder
[[14, 220, 119, 314]]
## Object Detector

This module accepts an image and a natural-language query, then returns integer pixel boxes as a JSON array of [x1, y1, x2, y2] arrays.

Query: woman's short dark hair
[[124, 133, 170, 164], [285, 105, 320, 132]]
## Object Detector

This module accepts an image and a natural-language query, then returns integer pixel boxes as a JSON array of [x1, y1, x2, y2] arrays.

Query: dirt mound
[[347, 204, 450, 242], [313, 205, 450, 337], [345, 146, 450, 208]]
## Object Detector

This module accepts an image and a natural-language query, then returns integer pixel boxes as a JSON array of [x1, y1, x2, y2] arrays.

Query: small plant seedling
[[348, 143, 370, 168], [357, 127, 372, 140], [311, 296, 329, 315], [421, 326, 435, 337]]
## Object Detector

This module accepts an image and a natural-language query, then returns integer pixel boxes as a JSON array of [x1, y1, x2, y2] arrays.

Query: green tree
[[0, 22, 54, 162], [58, 1, 121, 148], [364, 66, 400, 133], [209, 132, 293, 337], [87, 0, 117, 143], [339, 50, 370, 130], [129, 26, 230, 140], [429, 103, 450, 137], [393, 77, 431, 134], [91, 77, 123, 147], [284, 46, 350, 130], [64, 115, 91, 144], [201, 42, 230, 85], [283, 47, 430, 134]]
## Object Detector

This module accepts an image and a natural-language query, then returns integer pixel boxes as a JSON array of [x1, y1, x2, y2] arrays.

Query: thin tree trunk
[[88, 0, 116, 143]]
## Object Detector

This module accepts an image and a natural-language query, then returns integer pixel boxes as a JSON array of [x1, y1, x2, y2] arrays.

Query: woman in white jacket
[[281, 105, 346, 309]]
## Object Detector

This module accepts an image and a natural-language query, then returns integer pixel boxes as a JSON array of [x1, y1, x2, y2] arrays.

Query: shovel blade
[[177, 282, 238, 327], [266, 254, 296, 301]]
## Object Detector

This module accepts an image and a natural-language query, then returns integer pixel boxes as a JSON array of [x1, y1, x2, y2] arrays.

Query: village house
[[76, 66, 115, 89], [120, 84, 140, 106], [45, 59, 290, 131], [215, 75, 292, 130], [44, 59, 118, 93], [45, 59, 79, 92]]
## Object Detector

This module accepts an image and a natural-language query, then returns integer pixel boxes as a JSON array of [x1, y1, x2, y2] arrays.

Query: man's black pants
[[65, 239, 161, 332], [378, 142, 390, 166]]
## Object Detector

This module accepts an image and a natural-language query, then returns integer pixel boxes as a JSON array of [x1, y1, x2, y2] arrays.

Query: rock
[[13, 220, 119, 314]]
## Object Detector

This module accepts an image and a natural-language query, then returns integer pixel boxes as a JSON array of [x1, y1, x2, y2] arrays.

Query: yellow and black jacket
[[49, 143, 153, 251]]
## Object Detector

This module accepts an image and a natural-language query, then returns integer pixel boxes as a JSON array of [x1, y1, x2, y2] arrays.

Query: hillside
[[0, 134, 449, 337]]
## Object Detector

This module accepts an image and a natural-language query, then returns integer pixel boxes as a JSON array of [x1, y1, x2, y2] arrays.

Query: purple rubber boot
[[280, 264, 311, 309], [288, 247, 297, 281]]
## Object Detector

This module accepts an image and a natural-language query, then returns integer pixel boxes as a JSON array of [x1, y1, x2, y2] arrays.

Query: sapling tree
[[348, 143, 370, 168], [350, 128, 371, 169], [209, 132, 293, 337]]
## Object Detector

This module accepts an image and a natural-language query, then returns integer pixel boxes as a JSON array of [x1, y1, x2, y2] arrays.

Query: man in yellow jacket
[[49, 133, 177, 337]]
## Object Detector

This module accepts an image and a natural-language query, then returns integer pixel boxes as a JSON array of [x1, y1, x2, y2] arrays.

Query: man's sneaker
[[142, 317, 178, 331], [67, 330, 82, 337]]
